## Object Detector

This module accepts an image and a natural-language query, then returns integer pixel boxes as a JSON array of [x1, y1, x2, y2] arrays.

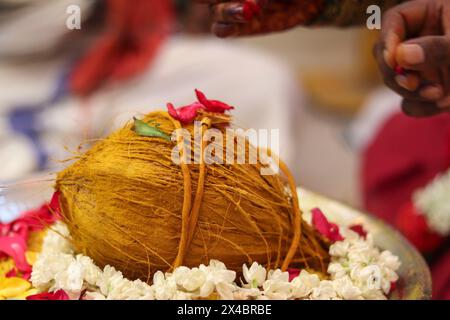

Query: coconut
[[56, 108, 328, 281]]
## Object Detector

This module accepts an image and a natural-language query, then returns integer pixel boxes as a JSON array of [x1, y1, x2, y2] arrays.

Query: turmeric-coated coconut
[[56, 110, 328, 281]]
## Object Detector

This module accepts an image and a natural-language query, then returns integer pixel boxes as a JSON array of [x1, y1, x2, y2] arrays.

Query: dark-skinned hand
[[194, 0, 324, 38], [374, 0, 450, 117]]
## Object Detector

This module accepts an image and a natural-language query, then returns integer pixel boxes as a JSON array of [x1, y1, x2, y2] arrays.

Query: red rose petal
[[27, 289, 70, 300], [167, 102, 205, 124], [195, 89, 234, 113], [288, 268, 300, 282], [242, 1, 261, 20], [349, 224, 368, 239], [311, 208, 344, 242], [5, 267, 17, 278], [0, 235, 31, 273], [167, 102, 178, 119], [389, 281, 397, 294], [394, 65, 405, 75], [167, 90, 234, 124], [49, 191, 61, 216]]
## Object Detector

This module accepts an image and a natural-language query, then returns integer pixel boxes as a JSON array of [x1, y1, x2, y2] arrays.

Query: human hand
[[194, 0, 324, 38], [374, 0, 450, 117]]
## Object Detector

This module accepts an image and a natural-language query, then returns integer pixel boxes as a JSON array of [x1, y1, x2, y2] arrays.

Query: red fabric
[[396, 201, 444, 253], [362, 113, 450, 224], [362, 111, 450, 299], [69, 0, 174, 96], [0, 192, 61, 278], [432, 251, 450, 300]]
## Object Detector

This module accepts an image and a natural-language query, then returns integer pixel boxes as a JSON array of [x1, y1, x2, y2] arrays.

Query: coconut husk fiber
[[55, 109, 329, 282]]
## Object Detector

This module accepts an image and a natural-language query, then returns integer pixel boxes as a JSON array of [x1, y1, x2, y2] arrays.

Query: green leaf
[[133, 117, 171, 141]]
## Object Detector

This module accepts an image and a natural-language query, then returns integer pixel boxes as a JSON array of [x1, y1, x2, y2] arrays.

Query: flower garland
[[413, 168, 450, 236], [30, 214, 400, 300], [0, 192, 60, 300]]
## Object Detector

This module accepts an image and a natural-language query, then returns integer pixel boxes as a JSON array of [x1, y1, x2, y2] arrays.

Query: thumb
[[396, 35, 450, 69]]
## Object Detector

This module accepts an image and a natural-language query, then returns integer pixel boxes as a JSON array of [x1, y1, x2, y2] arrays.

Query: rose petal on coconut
[[311, 208, 344, 242], [22, 272, 31, 281], [195, 89, 234, 113], [166, 102, 179, 120], [349, 224, 368, 239], [167, 102, 204, 124], [26, 289, 70, 300], [0, 235, 31, 273], [288, 268, 300, 282]]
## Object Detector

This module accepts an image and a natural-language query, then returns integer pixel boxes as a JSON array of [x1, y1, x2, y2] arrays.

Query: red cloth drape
[[362, 112, 450, 299]]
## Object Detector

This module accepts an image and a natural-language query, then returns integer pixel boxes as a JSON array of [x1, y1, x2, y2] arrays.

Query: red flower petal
[[311, 208, 344, 243], [195, 89, 234, 113], [5, 267, 17, 278], [5, 266, 31, 280], [0, 235, 31, 273], [167, 102, 205, 124], [288, 268, 300, 282], [22, 271, 32, 281], [27, 289, 70, 300], [242, 1, 261, 21], [49, 191, 61, 217], [389, 281, 397, 294], [16, 206, 57, 232], [0, 222, 12, 237], [394, 65, 405, 75], [349, 224, 368, 239], [167, 102, 178, 120]]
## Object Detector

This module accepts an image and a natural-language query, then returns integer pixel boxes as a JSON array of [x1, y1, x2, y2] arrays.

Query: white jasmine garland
[[243, 262, 267, 288], [30, 221, 400, 300], [413, 168, 450, 236]]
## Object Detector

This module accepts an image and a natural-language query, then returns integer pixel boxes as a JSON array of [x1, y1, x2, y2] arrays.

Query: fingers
[[419, 84, 445, 101], [211, 2, 251, 24], [401, 99, 443, 118], [211, 22, 239, 38], [437, 67, 450, 109], [193, 0, 228, 4], [381, 1, 428, 68], [210, 1, 265, 37], [374, 41, 426, 100], [396, 36, 450, 70]]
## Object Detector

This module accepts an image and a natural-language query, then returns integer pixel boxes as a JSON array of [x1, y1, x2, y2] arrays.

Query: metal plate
[[298, 188, 432, 300]]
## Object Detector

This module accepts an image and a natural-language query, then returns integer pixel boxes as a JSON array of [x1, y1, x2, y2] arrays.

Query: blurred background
[[0, 0, 448, 298]]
